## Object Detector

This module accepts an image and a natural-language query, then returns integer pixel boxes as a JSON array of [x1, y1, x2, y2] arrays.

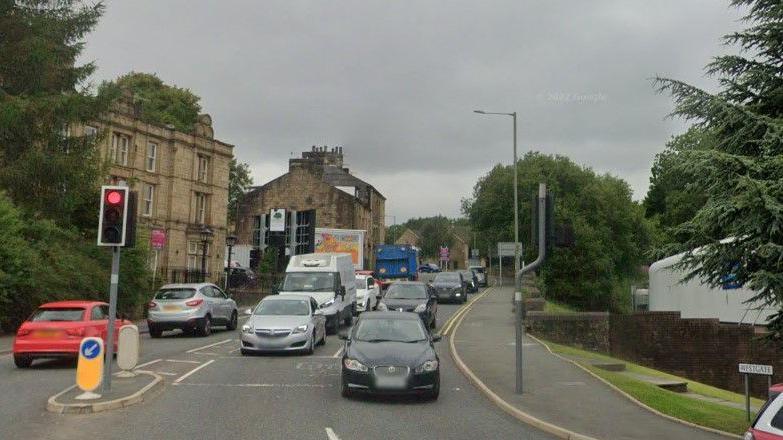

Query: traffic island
[[47, 371, 163, 414]]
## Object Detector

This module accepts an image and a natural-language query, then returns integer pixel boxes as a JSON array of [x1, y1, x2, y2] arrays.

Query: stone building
[[236, 147, 385, 268], [76, 92, 233, 283], [394, 226, 471, 269]]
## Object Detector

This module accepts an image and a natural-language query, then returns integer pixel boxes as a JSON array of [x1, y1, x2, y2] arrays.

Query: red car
[[12, 300, 132, 368], [745, 384, 783, 440]]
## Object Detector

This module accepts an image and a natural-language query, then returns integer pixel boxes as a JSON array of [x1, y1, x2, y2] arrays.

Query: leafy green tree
[[464, 152, 653, 311], [0, 0, 115, 229], [385, 224, 407, 244], [655, 0, 783, 339], [228, 159, 253, 227], [113, 72, 201, 133], [644, 127, 713, 232]]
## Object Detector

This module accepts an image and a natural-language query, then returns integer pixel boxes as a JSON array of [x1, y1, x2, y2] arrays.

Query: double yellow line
[[439, 286, 495, 336]]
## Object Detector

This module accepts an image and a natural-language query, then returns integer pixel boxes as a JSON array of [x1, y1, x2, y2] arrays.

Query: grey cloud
[[82, 0, 745, 221]]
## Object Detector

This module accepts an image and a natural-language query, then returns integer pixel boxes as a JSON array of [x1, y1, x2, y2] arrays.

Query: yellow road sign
[[76, 337, 104, 392]]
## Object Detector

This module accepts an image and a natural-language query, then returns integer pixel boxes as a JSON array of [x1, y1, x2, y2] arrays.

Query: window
[[188, 240, 209, 271], [90, 305, 108, 321], [110, 133, 129, 166], [194, 192, 207, 223], [84, 125, 98, 138], [187, 255, 199, 271], [143, 184, 155, 217], [146, 142, 157, 172], [197, 155, 209, 182]]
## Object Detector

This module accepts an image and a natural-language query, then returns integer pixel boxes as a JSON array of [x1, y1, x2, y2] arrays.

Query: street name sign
[[739, 363, 773, 376], [150, 229, 166, 250]]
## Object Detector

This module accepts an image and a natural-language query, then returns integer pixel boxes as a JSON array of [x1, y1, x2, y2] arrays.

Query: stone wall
[[527, 312, 610, 353], [527, 310, 783, 397]]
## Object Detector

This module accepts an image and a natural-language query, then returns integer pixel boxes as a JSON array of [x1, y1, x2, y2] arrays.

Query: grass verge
[[543, 340, 758, 435], [543, 300, 578, 314]]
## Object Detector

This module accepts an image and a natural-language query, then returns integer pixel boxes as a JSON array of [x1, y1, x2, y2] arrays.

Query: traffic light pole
[[514, 182, 547, 394], [102, 246, 121, 393]]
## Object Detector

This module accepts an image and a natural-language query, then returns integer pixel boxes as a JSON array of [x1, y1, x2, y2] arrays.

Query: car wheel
[[305, 333, 315, 355], [430, 316, 436, 329], [343, 308, 353, 327], [240, 348, 250, 356], [149, 326, 162, 338], [318, 329, 326, 346], [226, 311, 238, 330], [198, 315, 212, 337], [14, 355, 32, 368], [341, 377, 352, 398]]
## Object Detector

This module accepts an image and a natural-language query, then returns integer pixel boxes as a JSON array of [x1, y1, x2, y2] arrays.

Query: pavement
[[0, 294, 556, 440], [451, 285, 732, 440], [0, 335, 12, 354]]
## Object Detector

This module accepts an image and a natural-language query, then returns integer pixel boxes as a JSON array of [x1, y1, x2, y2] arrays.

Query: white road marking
[[155, 371, 178, 376], [174, 359, 215, 384], [172, 382, 331, 388], [164, 359, 201, 364], [228, 347, 240, 353], [331, 346, 343, 358], [135, 358, 162, 369], [186, 338, 232, 353], [325, 427, 340, 440]]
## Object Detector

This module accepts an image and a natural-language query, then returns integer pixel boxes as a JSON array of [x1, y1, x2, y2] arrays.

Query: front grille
[[255, 328, 291, 337], [374, 366, 410, 377]]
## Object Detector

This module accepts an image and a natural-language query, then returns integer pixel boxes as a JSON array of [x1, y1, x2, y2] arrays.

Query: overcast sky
[[81, 1, 745, 223]]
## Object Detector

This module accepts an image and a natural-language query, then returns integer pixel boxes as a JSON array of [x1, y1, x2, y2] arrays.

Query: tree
[[0, 0, 115, 229], [655, 0, 783, 339], [228, 159, 253, 227], [464, 152, 653, 311], [113, 72, 201, 133]]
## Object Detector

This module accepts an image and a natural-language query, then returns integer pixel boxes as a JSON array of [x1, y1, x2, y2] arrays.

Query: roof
[[359, 311, 420, 320], [159, 283, 215, 290], [263, 294, 313, 301], [40, 300, 106, 308], [321, 166, 385, 200]]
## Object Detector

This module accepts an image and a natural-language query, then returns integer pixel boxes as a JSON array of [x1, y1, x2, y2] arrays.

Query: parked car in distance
[[468, 266, 487, 287], [12, 300, 132, 368], [744, 384, 783, 440], [376, 281, 437, 329], [240, 294, 326, 355], [419, 263, 441, 273], [460, 270, 478, 293], [340, 311, 441, 400], [227, 267, 257, 288], [355, 274, 380, 314], [147, 283, 238, 337], [431, 272, 467, 303]]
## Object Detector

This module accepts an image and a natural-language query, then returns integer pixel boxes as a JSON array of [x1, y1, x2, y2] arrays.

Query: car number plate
[[376, 377, 407, 390], [162, 305, 181, 312], [33, 330, 59, 338]]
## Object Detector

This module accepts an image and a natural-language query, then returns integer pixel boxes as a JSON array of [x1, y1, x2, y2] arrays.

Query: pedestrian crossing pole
[[102, 246, 121, 393], [514, 183, 547, 394]]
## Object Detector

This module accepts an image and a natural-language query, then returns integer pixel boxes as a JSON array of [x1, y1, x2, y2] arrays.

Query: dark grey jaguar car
[[340, 312, 441, 400]]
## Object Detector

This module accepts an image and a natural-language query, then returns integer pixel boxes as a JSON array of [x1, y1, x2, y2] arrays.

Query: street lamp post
[[200, 226, 213, 283], [474, 110, 519, 279], [225, 234, 237, 293]]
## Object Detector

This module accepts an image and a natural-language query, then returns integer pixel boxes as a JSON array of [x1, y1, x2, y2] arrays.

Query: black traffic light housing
[[98, 186, 137, 247], [531, 191, 575, 250]]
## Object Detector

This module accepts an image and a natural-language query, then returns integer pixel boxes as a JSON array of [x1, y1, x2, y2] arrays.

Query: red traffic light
[[106, 190, 123, 205]]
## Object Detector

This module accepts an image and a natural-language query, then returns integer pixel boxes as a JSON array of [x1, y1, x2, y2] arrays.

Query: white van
[[281, 253, 357, 332]]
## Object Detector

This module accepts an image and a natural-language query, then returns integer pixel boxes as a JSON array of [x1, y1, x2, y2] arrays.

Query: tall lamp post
[[200, 226, 213, 283], [474, 110, 519, 283], [225, 234, 237, 292]]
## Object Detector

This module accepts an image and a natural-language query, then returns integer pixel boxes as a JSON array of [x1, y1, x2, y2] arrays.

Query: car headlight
[[321, 298, 335, 309], [415, 360, 439, 374], [343, 358, 368, 372], [377, 302, 388, 311], [241, 324, 253, 334], [414, 303, 426, 313], [292, 324, 308, 334]]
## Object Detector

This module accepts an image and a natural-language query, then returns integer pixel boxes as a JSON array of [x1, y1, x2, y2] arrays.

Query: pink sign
[[439, 246, 449, 261], [150, 229, 166, 250]]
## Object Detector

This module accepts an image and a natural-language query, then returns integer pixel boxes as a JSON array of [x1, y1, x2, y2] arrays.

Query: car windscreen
[[434, 273, 460, 283], [470, 267, 485, 273], [30, 308, 85, 322], [354, 318, 427, 343], [355, 278, 367, 290], [282, 272, 335, 292], [254, 299, 310, 316], [155, 288, 196, 300], [385, 284, 427, 299]]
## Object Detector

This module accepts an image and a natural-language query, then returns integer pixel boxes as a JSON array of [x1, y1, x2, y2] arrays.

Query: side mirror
[[432, 334, 442, 342], [313, 309, 324, 316], [243, 308, 253, 316]]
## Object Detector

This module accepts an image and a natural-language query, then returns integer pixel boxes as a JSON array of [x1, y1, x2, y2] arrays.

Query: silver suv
[[147, 283, 238, 337]]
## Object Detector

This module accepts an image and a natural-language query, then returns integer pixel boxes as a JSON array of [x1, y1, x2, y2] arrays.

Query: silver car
[[240, 294, 326, 355], [147, 283, 238, 337]]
